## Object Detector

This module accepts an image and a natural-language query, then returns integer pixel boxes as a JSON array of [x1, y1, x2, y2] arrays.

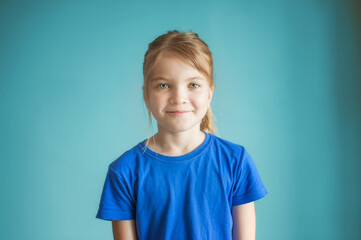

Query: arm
[[112, 220, 137, 240], [231, 201, 256, 240]]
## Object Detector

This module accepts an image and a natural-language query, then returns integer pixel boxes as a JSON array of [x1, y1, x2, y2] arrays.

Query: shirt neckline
[[138, 130, 211, 163]]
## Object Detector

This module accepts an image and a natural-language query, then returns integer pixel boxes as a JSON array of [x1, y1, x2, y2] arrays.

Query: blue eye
[[190, 83, 200, 88], [158, 83, 168, 89]]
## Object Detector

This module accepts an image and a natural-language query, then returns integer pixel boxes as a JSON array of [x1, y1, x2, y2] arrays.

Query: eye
[[189, 83, 200, 89], [158, 83, 168, 89]]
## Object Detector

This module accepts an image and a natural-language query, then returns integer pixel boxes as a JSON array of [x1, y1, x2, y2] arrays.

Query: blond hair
[[142, 30, 217, 147]]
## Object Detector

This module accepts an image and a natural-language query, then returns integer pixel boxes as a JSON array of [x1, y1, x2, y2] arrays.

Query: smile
[[166, 111, 191, 115]]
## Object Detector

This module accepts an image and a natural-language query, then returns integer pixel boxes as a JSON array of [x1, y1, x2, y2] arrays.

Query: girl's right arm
[[112, 220, 137, 240]]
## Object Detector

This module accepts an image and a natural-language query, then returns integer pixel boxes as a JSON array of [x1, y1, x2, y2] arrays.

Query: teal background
[[1, 0, 360, 239]]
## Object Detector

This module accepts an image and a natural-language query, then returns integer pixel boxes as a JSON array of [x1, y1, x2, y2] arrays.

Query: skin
[[232, 202, 256, 240], [112, 53, 256, 239], [143, 53, 214, 156], [112, 220, 137, 240]]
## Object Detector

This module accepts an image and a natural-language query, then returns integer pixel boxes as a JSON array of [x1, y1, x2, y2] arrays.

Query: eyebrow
[[151, 76, 205, 82]]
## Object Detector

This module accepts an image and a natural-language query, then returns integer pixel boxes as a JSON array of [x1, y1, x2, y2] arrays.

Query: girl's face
[[144, 53, 214, 134]]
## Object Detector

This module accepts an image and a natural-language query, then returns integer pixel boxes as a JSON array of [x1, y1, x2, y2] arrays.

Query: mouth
[[166, 111, 191, 115]]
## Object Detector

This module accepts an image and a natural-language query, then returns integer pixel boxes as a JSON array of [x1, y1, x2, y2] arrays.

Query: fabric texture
[[96, 131, 268, 239]]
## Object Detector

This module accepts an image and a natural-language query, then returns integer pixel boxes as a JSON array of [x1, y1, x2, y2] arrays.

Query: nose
[[170, 98, 187, 104], [169, 87, 188, 104]]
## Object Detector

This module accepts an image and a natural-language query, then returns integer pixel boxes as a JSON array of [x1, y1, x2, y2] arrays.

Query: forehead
[[151, 54, 205, 81]]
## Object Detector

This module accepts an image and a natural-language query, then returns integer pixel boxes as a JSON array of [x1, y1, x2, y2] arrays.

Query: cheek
[[193, 92, 211, 107], [149, 93, 166, 109]]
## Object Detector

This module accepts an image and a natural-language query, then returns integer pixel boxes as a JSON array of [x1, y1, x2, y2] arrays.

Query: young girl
[[96, 30, 268, 240]]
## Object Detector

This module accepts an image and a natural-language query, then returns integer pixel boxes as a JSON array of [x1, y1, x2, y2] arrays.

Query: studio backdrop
[[0, 0, 360, 239]]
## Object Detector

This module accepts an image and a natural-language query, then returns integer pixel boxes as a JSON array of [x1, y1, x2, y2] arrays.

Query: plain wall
[[0, 0, 360, 239]]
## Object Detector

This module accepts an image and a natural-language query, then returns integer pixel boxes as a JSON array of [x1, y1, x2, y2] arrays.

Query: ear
[[142, 86, 149, 109], [208, 85, 215, 107]]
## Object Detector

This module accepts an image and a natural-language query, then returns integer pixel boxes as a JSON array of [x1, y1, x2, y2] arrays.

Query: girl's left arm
[[231, 201, 256, 240]]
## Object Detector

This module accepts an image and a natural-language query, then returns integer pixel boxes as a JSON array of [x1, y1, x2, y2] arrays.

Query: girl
[[96, 30, 268, 240]]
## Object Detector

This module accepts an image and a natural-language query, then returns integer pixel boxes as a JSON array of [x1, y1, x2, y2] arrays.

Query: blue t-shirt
[[96, 131, 267, 239]]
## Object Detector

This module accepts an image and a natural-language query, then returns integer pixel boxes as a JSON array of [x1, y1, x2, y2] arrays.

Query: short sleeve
[[96, 165, 136, 221], [232, 146, 268, 206]]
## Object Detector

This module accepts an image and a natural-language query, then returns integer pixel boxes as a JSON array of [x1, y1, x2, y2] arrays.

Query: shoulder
[[209, 133, 245, 158], [108, 140, 145, 174]]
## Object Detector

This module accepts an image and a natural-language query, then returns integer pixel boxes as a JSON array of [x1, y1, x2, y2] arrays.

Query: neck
[[148, 126, 206, 156]]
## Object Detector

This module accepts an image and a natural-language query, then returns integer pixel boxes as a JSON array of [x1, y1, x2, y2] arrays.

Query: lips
[[167, 111, 189, 113], [166, 110, 191, 115]]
